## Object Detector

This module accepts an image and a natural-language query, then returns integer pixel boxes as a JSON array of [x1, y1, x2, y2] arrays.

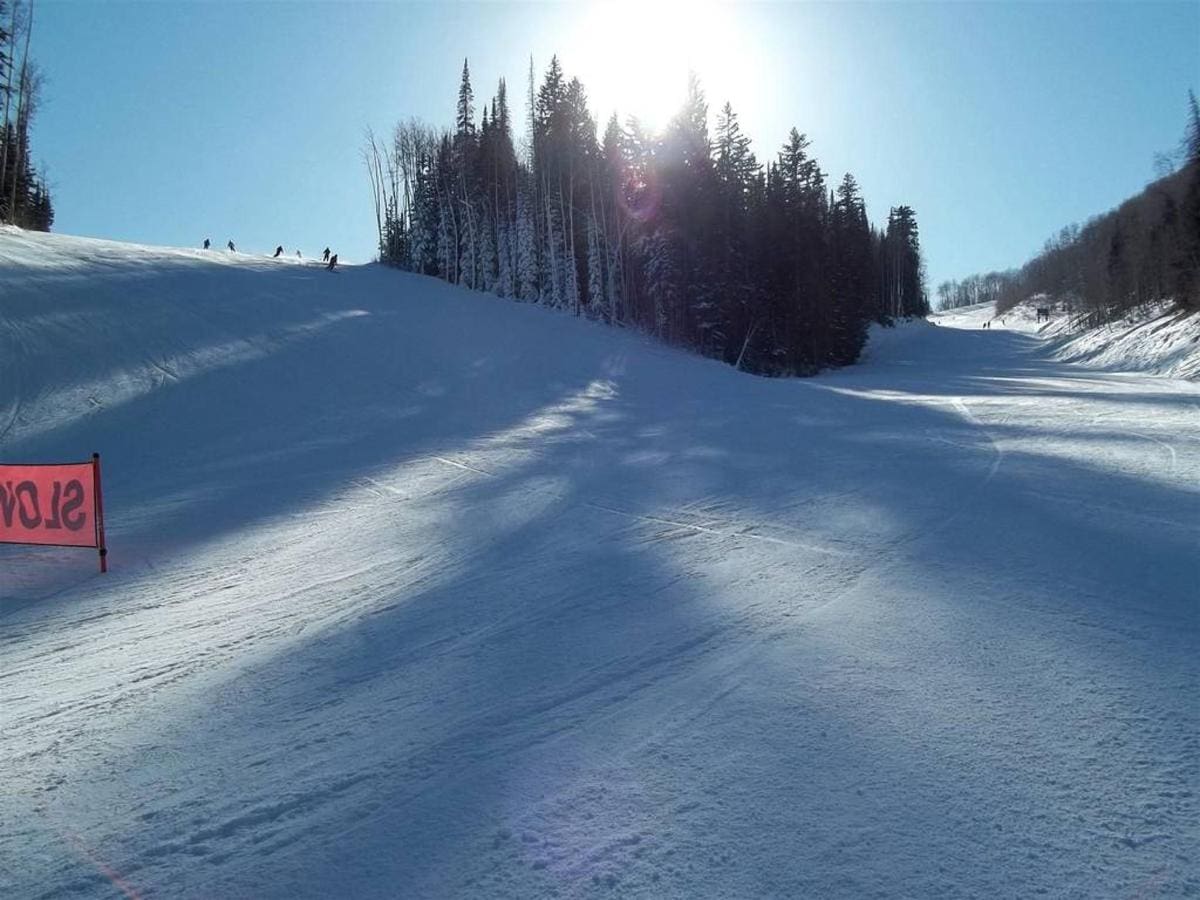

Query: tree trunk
[[7, 0, 31, 222], [0, 0, 22, 221], [734, 321, 758, 371]]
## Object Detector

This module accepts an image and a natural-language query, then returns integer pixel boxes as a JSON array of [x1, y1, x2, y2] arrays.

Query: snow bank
[[1048, 303, 1200, 379]]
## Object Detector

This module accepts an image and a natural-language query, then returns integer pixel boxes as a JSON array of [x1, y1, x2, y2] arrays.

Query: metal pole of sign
[[93, 452, 108, 573]]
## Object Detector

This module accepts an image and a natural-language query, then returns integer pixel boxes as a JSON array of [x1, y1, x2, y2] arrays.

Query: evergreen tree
[[409, 154, 439, 275], [478, 204, 496, 293], [541, 193, 566, 308], [883, 206, 928, 318], [586, 212, 607, 320], [829, 173, 873, 364], [496, 214, 514, 298], [713, 102, 760, 362], [456, 58, 475, 137], [437, 197, 455, 282], [642, 227, 680, 336], [370, 56, 911, 375]]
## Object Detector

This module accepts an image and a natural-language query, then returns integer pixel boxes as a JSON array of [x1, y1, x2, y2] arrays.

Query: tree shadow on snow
[[2, 264, 1197, 898]]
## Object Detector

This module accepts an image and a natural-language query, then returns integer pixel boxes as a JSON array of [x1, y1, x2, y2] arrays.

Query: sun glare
[[566, 0, 755, 133]]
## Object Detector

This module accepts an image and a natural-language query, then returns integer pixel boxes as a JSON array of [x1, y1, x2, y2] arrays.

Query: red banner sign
[[0, 455, 108, 570]]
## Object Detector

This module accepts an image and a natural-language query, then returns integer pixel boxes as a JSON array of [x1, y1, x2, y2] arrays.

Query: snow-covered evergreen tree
[[587, 213, 606, 321], [642, 228, 679, 338], [516, 182, 538, 301], [479, 205, 496, 294], [409, 158, 438, 275], [562, 215, 580, 315], [606, 242, 623, 325], [541, 193, 565, 309], [437, 199, 455, 283], [496, 215, 514, 298]]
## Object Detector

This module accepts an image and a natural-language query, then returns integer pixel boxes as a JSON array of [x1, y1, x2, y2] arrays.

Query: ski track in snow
[[1, 231, 1198, 899]]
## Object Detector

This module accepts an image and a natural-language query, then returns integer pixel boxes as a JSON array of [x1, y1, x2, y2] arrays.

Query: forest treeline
[[939, 93, 1200, 323], [366, 57, 928, 376], [0, 0, 52, 230]]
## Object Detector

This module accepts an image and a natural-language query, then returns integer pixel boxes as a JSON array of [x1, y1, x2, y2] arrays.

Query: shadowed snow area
[[2, 229, 1197, 898]]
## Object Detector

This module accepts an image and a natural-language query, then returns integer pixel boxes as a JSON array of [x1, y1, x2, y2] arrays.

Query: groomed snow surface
[[2, 228, 1197, 899]]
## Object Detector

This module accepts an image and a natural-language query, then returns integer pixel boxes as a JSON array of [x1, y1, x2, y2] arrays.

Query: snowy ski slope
[[932, 298, 1200, 379], [1, 229, 1198, 898]]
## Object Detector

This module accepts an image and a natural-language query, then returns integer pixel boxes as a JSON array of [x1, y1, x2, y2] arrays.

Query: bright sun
[[566, 0, 754, 133]]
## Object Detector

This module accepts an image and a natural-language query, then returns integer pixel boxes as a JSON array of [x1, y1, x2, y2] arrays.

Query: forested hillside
[[365, 58, 929, 376], [939, 93, 1200, 322], [0, 0, 53, 231]]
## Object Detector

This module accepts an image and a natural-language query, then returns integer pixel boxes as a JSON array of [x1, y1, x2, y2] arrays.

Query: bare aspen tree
[[0, 0, 22, 220], [7, 0, 32, 223]]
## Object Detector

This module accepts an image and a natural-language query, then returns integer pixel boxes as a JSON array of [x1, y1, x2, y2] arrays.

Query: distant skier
[[322, 247, 330, 263], [203, 238, 210, 250], [227, 240, 236, 252], [273, 245, 284, 258], [326, 253, 338, 271]]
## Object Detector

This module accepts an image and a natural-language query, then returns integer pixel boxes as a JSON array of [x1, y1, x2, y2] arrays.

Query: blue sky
[[27, 1, 1200, 287]]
